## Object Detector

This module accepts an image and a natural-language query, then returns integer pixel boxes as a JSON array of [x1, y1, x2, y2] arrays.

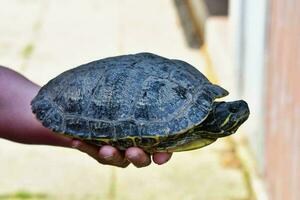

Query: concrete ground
[[0, 0, 249, 199]]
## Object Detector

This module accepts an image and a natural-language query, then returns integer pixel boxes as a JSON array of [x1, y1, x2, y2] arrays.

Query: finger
[[152, 152, 172, 165], [72, 140, 129, 167], [99, 145, 130, 168], [125, 147, 151, 168], [71, 139, 100, 161]]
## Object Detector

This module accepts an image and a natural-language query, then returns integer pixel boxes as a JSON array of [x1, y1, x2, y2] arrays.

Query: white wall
[[229, 0, 268, 172]]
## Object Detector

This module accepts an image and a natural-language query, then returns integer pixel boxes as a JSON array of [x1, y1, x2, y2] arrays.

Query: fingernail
[[127, 153, 139, 161], [71, 140, 81, 148], [103, 155, 114, 161], [127, 155, 136, 160]]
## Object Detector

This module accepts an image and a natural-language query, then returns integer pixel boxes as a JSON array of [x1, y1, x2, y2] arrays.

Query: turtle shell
[[31, 53, 228, 148]]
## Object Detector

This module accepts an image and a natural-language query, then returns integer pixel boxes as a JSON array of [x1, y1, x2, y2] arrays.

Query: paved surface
[[0, 0, 249, 199]]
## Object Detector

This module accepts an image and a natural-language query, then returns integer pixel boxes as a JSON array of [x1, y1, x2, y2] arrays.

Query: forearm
[[0, 108, 72, 147], [0, 66, 72, 147]]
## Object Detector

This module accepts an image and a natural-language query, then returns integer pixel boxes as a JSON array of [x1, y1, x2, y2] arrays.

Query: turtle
[[31, 52, 249, 153]]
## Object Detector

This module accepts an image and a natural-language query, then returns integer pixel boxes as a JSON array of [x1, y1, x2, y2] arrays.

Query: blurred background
[[0, 0, 299, 200]]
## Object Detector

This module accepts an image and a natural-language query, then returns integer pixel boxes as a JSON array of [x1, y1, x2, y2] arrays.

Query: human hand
[[0, 66, 172, 168], [71, 139, 172, 168]]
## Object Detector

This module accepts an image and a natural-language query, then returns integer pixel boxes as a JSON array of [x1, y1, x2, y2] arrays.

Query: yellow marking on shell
[[95, 138, 110, 143], [122, 136, 138, 146], [95, 135, 161, 147], [165, 138, 217, 152], [220, 113, 232, 128], [58, 130, 162, 149], [137, 136, 161, 146]]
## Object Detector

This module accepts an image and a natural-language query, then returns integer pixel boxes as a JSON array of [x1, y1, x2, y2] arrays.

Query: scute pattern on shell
[[31, 53, 228, 140]]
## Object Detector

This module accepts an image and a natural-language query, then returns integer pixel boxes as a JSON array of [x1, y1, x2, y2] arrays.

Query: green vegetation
[[21, 43, 35, 60], [0, 191, 48, 200]]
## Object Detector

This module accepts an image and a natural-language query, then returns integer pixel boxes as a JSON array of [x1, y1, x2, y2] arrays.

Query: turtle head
[[199, 100, 250, 138]]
